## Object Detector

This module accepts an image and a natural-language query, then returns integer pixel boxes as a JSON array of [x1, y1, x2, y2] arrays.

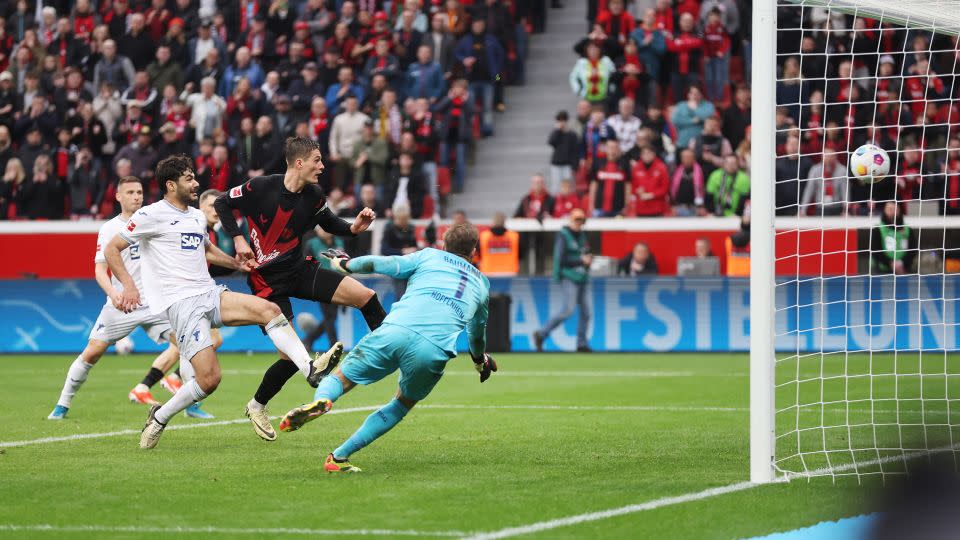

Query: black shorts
[[248, 258, 346, 329]]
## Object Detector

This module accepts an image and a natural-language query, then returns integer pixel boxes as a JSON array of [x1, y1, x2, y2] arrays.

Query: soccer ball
[[295, 312, 320, 334], [849, 144, 891, 182], [115, 336, 135, 355]]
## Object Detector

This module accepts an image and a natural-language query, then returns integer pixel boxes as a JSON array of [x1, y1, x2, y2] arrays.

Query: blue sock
[[333, 398, 409, 460], [313, 375, 344, 402]]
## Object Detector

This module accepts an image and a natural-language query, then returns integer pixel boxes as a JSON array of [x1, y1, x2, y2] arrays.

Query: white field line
[[0, 524, 470, 537], [460, 482, 758, 540], [463, 443, 960, 540], [0, 406, 379, 449]]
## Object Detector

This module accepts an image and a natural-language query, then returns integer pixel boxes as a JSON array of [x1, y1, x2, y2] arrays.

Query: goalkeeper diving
[[278, 222, 498, 472]]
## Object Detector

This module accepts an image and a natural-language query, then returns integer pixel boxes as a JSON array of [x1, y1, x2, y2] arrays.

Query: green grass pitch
[[0, 353, 894, 539]]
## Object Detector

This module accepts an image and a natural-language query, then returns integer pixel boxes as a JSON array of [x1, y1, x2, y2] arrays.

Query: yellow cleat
[[324, 453, 361, 473], [279, 398, 332, 433], [307, 342, 344, 388]]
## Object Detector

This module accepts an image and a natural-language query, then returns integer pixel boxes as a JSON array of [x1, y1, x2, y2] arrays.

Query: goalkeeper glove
[[472, 353, 497, 383], [319, 248, 352, 274]]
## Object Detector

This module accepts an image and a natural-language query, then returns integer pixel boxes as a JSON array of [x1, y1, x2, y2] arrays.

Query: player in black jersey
[[213, 137, 385, 441]]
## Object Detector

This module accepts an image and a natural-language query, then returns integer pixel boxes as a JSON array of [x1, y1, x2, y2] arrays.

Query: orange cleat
[[279, 398, 333, 433], [324, 453, 361, 473], [160, 374, 182, 394], [128, 385, 159, 405]]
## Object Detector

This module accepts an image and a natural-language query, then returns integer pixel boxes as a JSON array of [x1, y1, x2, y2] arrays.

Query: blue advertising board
[[0, 276, 957, 353]]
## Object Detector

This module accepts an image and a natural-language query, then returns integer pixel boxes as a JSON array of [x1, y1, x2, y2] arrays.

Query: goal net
[[752, 0, 960, 481]]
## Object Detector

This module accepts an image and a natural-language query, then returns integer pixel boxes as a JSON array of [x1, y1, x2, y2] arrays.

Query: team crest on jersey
[[127, 221, 137, 232], [230, 186, 243, 198], [180, 233, 204, 250]]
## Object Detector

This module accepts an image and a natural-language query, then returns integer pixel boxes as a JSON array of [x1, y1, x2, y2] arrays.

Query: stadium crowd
[[527, 1, 960, 221], [0, 0, 548, 220], [520, 0, 753, 220]]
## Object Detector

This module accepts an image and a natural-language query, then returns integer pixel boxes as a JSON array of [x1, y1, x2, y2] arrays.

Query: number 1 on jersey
[[454, 270, 469, 299]]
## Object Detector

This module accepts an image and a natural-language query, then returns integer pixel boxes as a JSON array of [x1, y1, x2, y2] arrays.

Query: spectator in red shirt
[[514, 173, 555, 220], [596, 0, 635, 48], [654, 0, 674, 35], [145, 0, 174, 42], [589, 138, 630, 217], [702, 8, 730, 103], [72, 0, 97, 44], [326, 22, 359, 66], [666, 13, 703, 103], [903, 58, 945, 120], [630, 145, 670, 216], [897, 143, 924, 203], [552, 179, 581, 218]]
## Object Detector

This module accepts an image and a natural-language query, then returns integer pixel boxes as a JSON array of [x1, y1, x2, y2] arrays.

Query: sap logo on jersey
[[180, 233, 204, 250]]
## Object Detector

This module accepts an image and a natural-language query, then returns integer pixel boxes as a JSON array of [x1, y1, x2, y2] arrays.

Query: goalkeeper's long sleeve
[[467, 295, 489, 359], [346, 252, 423, 279]]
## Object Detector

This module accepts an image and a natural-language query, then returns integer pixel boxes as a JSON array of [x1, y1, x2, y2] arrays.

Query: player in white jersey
[[47, 177, 210, 420], [103, 155, 346, 449]]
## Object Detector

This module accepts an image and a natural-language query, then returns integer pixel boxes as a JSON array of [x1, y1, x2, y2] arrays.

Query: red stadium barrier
[[0, 233, 98, 278]]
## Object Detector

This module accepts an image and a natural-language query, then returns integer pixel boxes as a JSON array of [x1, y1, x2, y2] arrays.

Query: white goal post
[[752, 0, 960, 482]]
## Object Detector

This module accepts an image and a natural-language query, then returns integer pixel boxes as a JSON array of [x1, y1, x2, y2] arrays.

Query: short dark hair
[[555, 110, 569, 121], [284, 136, 321, 165], [444, 222, 479, 259], [117, 176, 142, 188], [200, 188, 222, 202], [156, 154, 194, 192]]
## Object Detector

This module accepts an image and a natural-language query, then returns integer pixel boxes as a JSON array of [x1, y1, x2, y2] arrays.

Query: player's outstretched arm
[[315, 205, 371, 237], [205, 241, 247, 272], [103, 235, 139, 312], [331, 253, 420, 279]]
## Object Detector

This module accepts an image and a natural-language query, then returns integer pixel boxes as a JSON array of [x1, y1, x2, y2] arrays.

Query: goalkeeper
[[278, 222, 497, 473]]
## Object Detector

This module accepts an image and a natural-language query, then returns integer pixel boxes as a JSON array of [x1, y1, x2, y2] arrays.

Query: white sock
[[154, 379, 207, 424], [57, 355, 94, 408], [179, 357, 196, 382], [248, 398, 265, 411], [265, 315, 313, 378]]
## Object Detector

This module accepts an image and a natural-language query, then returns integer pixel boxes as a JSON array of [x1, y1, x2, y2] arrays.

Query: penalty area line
[[0, 524, 471, 537]]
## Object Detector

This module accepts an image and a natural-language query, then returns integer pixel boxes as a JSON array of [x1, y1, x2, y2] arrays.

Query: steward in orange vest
[[479, 213, 520, 275]]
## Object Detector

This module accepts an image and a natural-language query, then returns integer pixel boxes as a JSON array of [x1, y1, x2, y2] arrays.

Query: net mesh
[[773, 0, 960, 479]]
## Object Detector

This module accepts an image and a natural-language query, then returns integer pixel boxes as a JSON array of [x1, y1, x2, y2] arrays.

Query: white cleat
[[307, 341, 344, 388], [245, 404, 277, 441], [139, 404, 166, 449]]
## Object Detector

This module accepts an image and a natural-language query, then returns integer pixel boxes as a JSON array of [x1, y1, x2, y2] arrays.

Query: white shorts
[[166, 285, 228, 363], [89, 303, 173, 345]]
